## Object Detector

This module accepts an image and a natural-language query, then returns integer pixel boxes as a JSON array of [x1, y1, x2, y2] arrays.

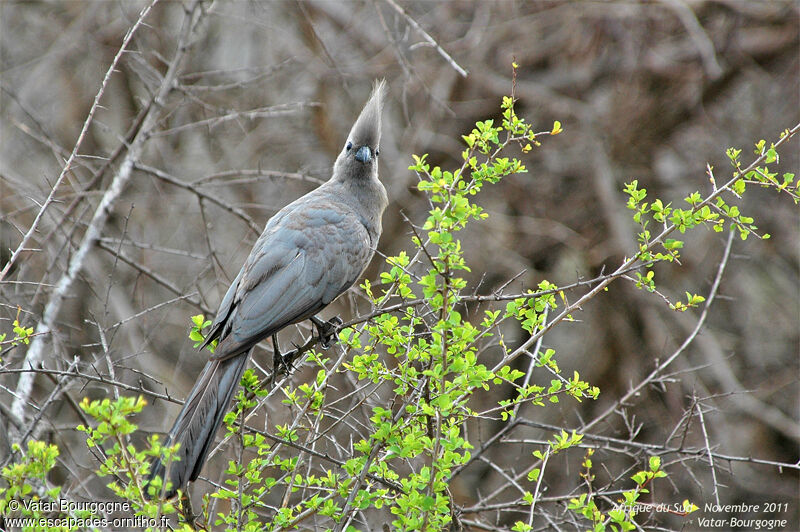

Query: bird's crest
[[347, 79, 386, 148]]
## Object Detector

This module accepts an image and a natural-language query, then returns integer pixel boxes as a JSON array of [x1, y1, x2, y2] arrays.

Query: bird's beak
[[354, 145, 372, 163]]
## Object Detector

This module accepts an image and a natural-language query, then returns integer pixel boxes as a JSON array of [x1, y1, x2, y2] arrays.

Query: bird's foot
[[272, 334, 298, 377], [312, 316, 343, 349], [272, 317, 342, 379]]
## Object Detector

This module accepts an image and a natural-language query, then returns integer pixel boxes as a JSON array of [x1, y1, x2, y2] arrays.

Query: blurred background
[[1, 1, 798, 529]]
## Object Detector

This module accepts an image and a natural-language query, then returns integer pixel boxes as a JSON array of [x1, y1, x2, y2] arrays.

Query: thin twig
[[694, 397, 720, 505], [581, 230, 735, 433], [0, 367, 182, 403], [382, 0, 468, 78], [135, 162, 262, 235]]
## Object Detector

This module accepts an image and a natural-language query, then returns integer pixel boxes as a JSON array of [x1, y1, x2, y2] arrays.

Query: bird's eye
[[346, 142, 353, 151], [375, 148, 380, 157]]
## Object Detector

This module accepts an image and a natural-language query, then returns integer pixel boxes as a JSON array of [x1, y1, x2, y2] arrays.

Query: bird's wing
[[209, 203, 372, 361]]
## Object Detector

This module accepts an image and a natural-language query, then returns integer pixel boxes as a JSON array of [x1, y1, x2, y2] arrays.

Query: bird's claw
[[315, 316, 343, 349], [273, 317, 342, 378], [273, 335, 299, 377]]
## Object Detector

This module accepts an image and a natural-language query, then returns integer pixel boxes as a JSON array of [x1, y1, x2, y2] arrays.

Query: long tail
[[147, 350, 250, 498]]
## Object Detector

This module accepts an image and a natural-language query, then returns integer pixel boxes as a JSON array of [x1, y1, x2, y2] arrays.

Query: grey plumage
[[148, 81, 387, 497]]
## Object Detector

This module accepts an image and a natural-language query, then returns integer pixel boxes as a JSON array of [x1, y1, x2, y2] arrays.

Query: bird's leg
[[272, 333, 293, 377], [179, 491, 198, 527], [272, 316, 342, 379], [311, 315, 343, 349]]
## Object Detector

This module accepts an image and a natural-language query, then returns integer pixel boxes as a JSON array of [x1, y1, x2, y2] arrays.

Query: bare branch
[[382, 0, 468, 78], [0, 0, 160, 283], [9, 0, 205, 436]]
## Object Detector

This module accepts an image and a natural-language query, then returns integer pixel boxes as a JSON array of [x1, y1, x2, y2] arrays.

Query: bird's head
[[334, 80, 386, 181]]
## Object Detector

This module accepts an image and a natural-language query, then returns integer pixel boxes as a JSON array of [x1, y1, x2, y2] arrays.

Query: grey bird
[[148, 81, 388, 498]]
